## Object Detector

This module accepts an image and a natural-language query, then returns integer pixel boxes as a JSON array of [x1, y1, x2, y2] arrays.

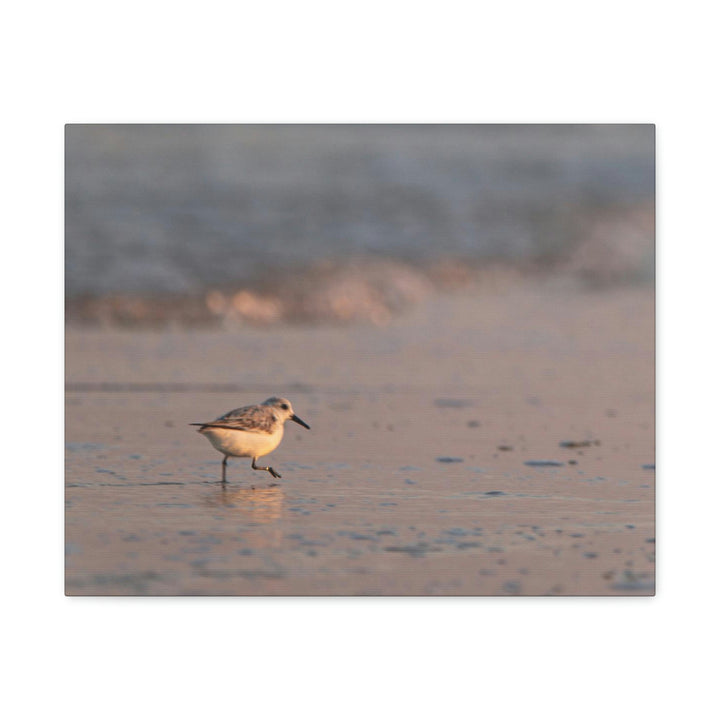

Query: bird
[[190, 396, 310, 483]]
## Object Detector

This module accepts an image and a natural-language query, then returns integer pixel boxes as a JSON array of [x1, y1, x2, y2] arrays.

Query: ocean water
[[65, 124, 654, 298]]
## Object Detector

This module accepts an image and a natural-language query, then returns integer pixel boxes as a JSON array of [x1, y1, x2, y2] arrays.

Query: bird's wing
[[192, 405, 277, 433]]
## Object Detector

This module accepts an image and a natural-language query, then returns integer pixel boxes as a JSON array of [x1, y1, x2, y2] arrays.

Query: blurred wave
[[65, 124, 654, 326]]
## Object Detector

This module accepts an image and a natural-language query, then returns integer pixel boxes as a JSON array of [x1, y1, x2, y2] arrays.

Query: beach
[[65, 281, 655, 595]]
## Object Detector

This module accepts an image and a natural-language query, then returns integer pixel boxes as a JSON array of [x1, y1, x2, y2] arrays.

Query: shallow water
[[65, 429, 655, 596]]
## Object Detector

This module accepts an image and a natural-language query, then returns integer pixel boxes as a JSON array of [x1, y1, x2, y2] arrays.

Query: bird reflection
[[208, 484, 285, 523]]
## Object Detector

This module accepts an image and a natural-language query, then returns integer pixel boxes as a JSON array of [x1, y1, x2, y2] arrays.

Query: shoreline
[[65, 247, 654, 329]]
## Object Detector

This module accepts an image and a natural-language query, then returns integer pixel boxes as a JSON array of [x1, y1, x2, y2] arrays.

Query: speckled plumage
[[196, 400, 284, 434]]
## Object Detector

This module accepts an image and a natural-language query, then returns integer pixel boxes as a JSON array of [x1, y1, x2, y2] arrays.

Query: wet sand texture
[[65, 285, 655, 595]]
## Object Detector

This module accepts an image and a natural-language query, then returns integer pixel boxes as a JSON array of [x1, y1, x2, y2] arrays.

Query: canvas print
[[65, 124, 655, 596]]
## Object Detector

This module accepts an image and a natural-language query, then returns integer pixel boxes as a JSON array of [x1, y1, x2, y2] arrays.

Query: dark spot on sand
[[434, 398, 474, 408], [524, 460, 565, 467], [436, 456, 464, 463], [384, 543, 437, 557], [458, 542, 482, 550]]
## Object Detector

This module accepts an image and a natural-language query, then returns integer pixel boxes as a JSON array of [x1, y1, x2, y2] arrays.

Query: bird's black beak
[[291, 414, 310, 429]]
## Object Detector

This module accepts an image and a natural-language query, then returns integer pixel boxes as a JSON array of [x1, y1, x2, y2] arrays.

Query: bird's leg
[[221, 455, 228, 483], [252, 457, 282, 479]]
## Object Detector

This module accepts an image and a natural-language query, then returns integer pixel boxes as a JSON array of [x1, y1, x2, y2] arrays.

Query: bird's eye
[[281, 403, 289, 410]]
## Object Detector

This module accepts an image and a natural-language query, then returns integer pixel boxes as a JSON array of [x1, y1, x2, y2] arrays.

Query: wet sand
[[65, 283, 655, 595]]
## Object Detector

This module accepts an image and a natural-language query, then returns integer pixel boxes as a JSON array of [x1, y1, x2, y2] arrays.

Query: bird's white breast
[[200, 425, 284, 458]]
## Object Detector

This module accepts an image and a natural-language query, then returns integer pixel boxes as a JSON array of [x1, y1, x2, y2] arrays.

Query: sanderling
[[190, 396, 310, 483]]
